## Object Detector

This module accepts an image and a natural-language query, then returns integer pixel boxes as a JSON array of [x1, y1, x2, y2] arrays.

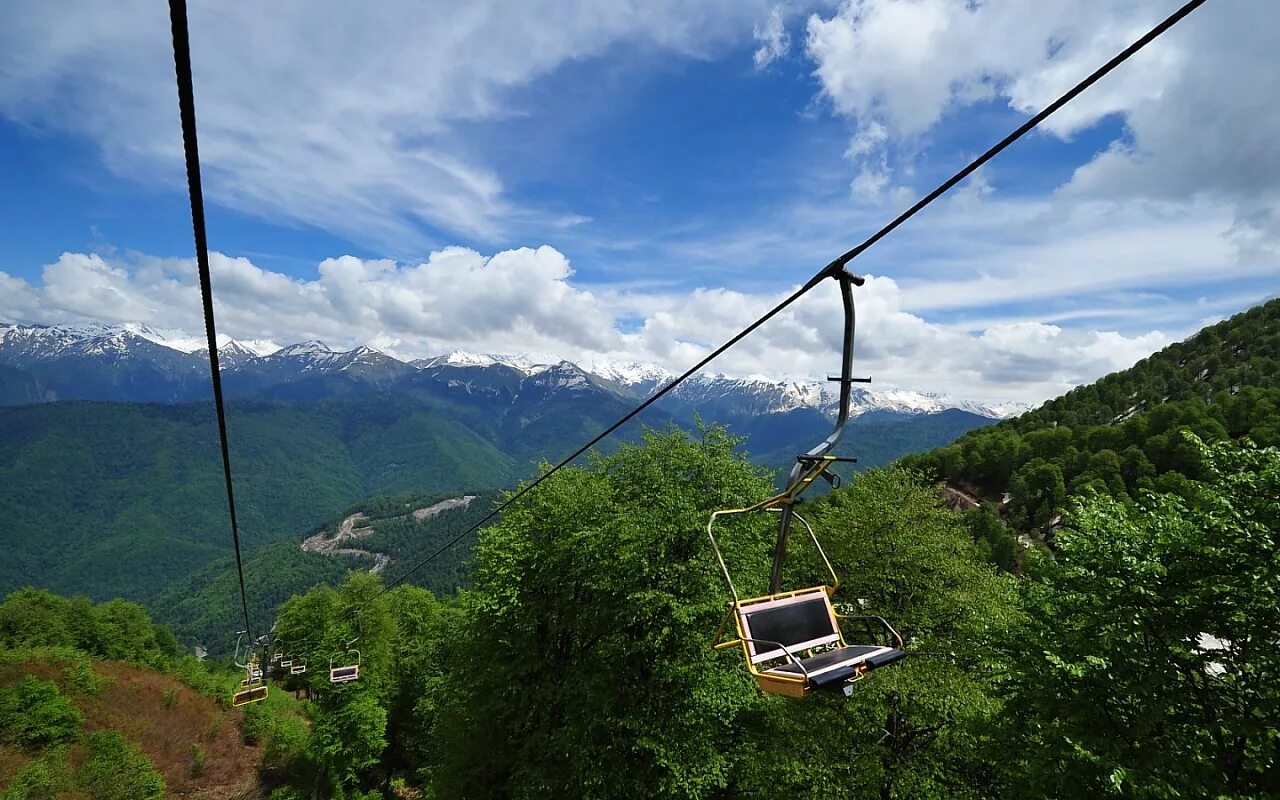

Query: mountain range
[[0, 320, 1020, 605], [0, 321, 1027, 420]]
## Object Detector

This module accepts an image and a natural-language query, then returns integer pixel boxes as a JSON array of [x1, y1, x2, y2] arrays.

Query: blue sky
[[1, 0, 1277, 402]]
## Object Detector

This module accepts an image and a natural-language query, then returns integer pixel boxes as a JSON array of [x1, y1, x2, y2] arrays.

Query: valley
[[0, 321, 1010, 608]]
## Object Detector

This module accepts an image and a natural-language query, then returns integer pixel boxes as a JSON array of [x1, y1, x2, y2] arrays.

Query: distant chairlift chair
[[231, 632, 269, 707], [329, 636, 361, 684]]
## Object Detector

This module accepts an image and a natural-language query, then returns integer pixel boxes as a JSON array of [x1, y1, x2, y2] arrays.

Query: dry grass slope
[[0, 658, 262, 799]]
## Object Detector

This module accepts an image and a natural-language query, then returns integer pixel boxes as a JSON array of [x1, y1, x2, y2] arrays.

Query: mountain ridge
[[0, 321, 1028, 419]]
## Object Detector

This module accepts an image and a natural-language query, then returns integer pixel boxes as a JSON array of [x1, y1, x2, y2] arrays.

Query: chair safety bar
[[714, 633, 811, 680], [834, 611, 905, 651]]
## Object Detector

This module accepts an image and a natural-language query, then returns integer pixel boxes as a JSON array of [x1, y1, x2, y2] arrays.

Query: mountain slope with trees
[[0, 397, 520, 602], [152, 491, 501, 653], [904, 298, 1280, 527], [3, 427, 1276, 798], [0, 591, 268, 800], [0, 385, 992, 607]]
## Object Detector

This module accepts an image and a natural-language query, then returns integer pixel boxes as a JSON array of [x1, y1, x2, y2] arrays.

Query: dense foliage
[[996, 436, 1280, 798], [0, 589, 184, 668], [248, 429, 1021, 798], [905, 298, 1280, 526], [3, 428, 1277, 798], [0, 677, 82, 749]]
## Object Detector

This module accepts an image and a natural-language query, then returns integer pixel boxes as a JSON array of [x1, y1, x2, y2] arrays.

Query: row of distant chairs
[[231, 633, 360, 706]]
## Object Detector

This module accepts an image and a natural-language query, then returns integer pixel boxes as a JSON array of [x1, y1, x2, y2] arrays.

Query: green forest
[[904, 298, 1280, 530], [3, 425, 1277, 798], [0, 397, 521, 602], [152, 491, 502, 653]]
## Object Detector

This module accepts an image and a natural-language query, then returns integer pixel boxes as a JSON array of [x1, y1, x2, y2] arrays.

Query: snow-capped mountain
[[0, 322, 1027, 420]]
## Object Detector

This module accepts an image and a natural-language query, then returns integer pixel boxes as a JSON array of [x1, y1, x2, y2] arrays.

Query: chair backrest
[[737, 588, 840, 664], [290, 664, 307, 675]]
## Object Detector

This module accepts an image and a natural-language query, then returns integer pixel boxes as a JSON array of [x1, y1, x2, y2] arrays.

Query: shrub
[[0, 747, 72, 800], [77, 731, 165, 800], [189, 743, 206, 778], [0, 676, 82, 748], [61, 659, 106, 696], [241, 700, 272, 745]]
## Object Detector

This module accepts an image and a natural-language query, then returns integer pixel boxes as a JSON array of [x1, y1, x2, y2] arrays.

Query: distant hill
[[904, 298, 1280, 527], [153, 491, 500, 652], [0, 397, 524, 603]]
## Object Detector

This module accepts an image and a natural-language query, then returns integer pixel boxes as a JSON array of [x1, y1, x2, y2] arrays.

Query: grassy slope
[[0, 656, 261, 798]]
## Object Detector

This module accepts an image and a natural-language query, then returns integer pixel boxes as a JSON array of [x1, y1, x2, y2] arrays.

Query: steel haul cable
[[168, 0, 254, 642], [367, 0, 1208, 603], [165, 0, 1208, 619]]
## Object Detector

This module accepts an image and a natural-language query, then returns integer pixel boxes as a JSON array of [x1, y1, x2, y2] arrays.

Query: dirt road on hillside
[[301, 496, 479, 575]]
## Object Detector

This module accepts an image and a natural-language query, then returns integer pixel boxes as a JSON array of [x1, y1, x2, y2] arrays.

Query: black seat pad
[[768, 645, 906, 689]]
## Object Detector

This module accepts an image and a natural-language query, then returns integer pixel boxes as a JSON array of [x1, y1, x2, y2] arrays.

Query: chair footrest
[[765, 645, 907, 689]]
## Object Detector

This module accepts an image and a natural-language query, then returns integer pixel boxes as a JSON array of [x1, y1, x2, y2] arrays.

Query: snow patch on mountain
[[272, 340, 333, 357], [0, 321, 1028, 419], [587, 358, 675, 387], [418, 349, 554, 375]]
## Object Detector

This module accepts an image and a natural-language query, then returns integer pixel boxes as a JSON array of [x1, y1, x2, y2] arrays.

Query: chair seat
[[765, 645, 906, 689]]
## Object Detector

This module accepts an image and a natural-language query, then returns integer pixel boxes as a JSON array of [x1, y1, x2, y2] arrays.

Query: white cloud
[[802, 0, 1277, 234], [0, 245, 1190, 404], [753, 7, 792, 68], [804, 0, 1186, 137], [0, 0, 777, 253]]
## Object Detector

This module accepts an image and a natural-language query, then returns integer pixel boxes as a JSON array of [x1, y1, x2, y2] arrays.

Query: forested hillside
[[905, 298, 1279, 527], [0, 386, 992, 606], [0, 397, 528, 602], [8, 425, 1272, 798], [153, 491, 500, 653]]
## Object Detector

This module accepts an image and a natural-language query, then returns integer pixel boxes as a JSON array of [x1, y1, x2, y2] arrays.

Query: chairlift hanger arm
[[768, 268, 861, 593]]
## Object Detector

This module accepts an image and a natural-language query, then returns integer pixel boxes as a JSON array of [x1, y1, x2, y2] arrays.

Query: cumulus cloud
[[802, 0, 1280, 242], [1, 245, 1182, 404], [0, 0, 777, 252]]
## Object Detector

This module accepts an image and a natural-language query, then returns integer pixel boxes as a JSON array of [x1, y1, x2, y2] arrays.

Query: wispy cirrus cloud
[[0, 0, 777, 254]]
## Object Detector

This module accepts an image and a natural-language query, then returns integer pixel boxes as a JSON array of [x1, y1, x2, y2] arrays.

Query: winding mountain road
[[301, 495, 479, 575], [301, 512, 390, 574]]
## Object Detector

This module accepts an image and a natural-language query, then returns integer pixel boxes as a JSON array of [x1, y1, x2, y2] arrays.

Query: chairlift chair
[[707, 268, 905, 698], [329, 649, 360, 683], [230, 632, 269, 706], [233, 681, 268, 706]]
